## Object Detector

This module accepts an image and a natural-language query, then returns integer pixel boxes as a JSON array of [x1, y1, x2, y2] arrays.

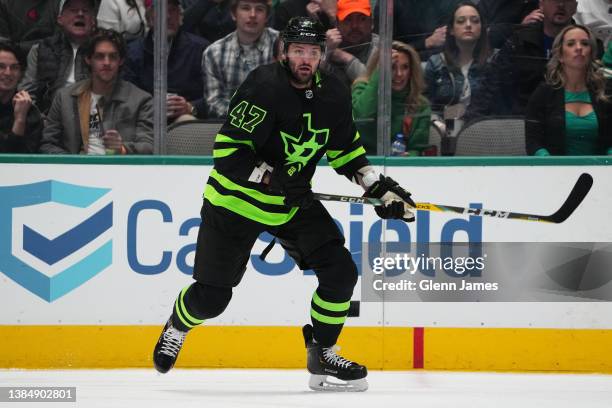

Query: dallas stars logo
[[280, 113, 329, 172]]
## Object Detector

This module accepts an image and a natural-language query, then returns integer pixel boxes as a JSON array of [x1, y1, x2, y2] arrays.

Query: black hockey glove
[[364, 175, 416, 222], [269, 163, 314, 208]]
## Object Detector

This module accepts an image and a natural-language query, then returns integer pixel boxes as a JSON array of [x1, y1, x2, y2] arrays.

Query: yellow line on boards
[[1, 326, 611, 373]]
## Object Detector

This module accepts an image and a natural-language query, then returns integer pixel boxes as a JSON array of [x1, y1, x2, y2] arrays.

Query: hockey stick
[[314, 173, 593, 224]]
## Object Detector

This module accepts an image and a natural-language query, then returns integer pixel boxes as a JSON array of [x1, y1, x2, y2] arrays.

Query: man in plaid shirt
[[202, 0, 278, 118]]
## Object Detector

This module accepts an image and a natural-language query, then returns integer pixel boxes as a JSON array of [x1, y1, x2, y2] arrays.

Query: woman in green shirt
[[352, 41, 431, 156], [526, 25, 611, 156]]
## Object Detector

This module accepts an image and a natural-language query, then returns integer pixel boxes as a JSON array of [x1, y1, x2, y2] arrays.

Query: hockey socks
[[172, 286, 205, 332], [309, 290, 350, 346]]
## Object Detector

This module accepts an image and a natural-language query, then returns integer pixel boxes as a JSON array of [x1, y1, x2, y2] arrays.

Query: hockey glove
[[269, 163, 314, 208], [364, 175, 416, 222]]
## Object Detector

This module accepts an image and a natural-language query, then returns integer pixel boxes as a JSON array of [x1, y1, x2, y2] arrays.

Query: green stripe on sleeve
[[328, 146, 367, 169], [213, 148, 238, 158], [215, 134, 255, 149], [326, 150, 343, 159]]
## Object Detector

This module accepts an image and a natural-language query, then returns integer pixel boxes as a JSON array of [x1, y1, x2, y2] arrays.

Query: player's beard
[[288, 60, 319, 87]]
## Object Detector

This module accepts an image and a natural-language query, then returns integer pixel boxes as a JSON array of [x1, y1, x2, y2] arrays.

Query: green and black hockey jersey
[[204, 62, 370, 226]]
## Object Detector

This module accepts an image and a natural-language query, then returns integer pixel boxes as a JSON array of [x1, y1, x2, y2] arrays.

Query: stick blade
[[547, 173, 593, 223]]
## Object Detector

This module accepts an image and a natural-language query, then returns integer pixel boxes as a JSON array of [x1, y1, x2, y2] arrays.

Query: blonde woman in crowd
[[526, 25, 612, 156], [352, 41, 431, 156]]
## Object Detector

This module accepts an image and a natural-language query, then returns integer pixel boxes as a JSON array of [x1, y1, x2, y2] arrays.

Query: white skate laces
[[159, 324, 186, 358], [309, 345, 368, 392], [322, 346, 352, 369]]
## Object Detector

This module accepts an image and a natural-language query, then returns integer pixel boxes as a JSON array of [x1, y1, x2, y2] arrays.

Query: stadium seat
[[454, 117, 526, 156], [166, 119, 224, 155]]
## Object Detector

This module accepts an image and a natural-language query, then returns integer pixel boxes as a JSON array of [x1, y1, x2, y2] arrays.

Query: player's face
[[559, 27, 592, 71], [284, 43, 322, 88], [391, 50, 410, 92], [232, 0, 268, 38], [450, 5, 481, 44], [0, 51, 23, 93], [86, 41, 123, 85]]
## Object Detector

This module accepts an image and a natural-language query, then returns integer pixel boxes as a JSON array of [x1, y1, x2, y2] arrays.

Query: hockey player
[[153, 16, 416, 392]]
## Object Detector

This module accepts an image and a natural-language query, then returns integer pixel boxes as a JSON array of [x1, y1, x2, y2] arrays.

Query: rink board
[[2, 326, 612, 372], [1, 156, 612, 371]]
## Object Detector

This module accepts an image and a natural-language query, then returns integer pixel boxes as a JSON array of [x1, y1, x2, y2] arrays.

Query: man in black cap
[[19, 0, 97, 115]]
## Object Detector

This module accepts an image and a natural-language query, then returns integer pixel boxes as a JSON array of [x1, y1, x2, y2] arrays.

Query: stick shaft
[[313, 173, 593, 224]]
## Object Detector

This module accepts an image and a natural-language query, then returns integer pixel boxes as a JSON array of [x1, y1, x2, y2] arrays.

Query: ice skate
[[302, 324, 368, 392], [153, 318, 187, 373]]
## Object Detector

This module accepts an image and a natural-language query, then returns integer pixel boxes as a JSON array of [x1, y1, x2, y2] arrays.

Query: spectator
[[477, 0, 581, 116], [97, 0, 148, 42], [323, 0, 378, 89], [123, 0, 208, 121], [373, 0, 460, 61], [40, 29, 153, 154], [526, 25, 611, 155], [19, 0, 98, 115], [603, 40, 612, 79], [574, 0, 612, 47], [352, 41, 431, 156], [182, 0, 236, 43], [0, 41, 43, 153], [202, 0, 277, 118], [0, 0, 60, 54], [479, 0, 540, 48], [424, 1, 492, 130], [273, 0, 336, 32]]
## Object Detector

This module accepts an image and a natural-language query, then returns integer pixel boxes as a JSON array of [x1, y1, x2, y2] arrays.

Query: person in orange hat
[[323, 0, 378, 88]]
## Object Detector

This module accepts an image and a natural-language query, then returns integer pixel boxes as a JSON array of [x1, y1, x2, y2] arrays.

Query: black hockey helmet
[[281, 17, 326, 51]]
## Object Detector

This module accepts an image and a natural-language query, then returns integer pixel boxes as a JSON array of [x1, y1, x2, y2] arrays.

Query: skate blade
[[308, 374, 368, 392]]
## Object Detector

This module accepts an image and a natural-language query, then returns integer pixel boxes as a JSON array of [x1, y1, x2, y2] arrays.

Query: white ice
[[1, 369, 611, 408]]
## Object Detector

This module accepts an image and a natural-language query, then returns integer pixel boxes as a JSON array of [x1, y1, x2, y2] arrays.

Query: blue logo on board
[[0, 180, 113, 302]]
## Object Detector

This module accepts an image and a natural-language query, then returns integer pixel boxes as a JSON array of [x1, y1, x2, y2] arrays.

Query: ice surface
[[1, 369, 611, 408]]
